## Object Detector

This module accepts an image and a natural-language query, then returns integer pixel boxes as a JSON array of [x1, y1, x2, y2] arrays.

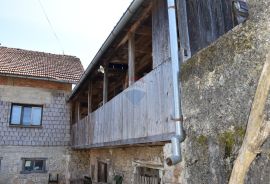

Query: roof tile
[[0, 46, 84, 83]]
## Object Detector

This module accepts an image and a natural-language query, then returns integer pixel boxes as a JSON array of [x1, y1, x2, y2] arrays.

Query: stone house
[[0, 47, 84, 184], [69, 0, 269, 184]]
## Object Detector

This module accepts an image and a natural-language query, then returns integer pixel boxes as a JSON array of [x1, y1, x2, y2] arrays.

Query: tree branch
[[228, 54, 270, 184]]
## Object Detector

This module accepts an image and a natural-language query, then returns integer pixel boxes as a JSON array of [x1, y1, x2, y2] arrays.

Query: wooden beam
[[135, 25, 152, 36], [176, 0, 191, 62], [88, 80, 92, 114], [117, 2, 153, 48], [103, 64, 109, 104], [136, 53, 152, 72], [152, 0, 170, 68], [76, 101, 80, 122], [72, 132, 174, 150], [128, 33, 135, 86]]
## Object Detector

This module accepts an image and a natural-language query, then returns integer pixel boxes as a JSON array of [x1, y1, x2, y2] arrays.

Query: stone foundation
[[70, 145, 183, 184], [0, 146, 69, 184]]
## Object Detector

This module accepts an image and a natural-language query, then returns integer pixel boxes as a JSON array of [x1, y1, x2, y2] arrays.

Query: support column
[[176, 0, 191, 62], [103, 64, 108, 104], [76, 101, 80, 122], [88, 80, 92, 114], [128, 33, 135, 86]]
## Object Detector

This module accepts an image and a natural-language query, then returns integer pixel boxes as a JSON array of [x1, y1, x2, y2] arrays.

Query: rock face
[[181, 0, 270, 183]]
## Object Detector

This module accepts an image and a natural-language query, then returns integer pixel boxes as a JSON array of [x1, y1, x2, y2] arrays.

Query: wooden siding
[[152, 0, 170, 69], [72, 62, 175, 149], [134, 175, 159, 184], [184, 0, 234, 55]]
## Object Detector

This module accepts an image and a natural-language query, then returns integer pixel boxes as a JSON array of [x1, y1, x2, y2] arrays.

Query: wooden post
[[88, 80, 92, 114], [128, 33, 135, 86], [176, 0, 191, 62], [103, 64, 108, 104], [152, 0, 170, 68], [76, 101, 80, 122]]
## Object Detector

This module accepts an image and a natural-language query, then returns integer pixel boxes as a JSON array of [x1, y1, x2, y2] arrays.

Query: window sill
[[9, 125, 43, 129], [20, 170, 47, 174]]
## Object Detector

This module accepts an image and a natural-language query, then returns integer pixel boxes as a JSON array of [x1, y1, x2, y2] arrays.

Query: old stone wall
[[0, 146, 70, 184], [70, 146, 183, 184], [0, 84, 71, 146], [180, 0, 270, 183]]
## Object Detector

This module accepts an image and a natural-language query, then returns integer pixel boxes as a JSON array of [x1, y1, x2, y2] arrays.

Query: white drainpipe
[[166, 0, 186, 166]]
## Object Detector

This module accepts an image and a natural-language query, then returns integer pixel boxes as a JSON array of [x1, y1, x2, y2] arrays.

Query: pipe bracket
[[171, 115, 183, 122]]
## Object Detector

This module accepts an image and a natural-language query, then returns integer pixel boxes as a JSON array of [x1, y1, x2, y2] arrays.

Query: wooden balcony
[[71, 62, 176, 149]]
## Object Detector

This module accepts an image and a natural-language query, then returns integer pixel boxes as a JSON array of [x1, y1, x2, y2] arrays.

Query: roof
[[0, 46, 84, 84], [69, 0, 145, 100]]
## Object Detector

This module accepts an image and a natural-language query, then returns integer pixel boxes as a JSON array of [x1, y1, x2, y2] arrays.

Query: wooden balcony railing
[[72, 62, 176, 149]]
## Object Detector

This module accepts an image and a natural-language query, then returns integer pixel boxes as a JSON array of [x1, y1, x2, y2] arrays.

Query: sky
[[0, 0, 133, 69]]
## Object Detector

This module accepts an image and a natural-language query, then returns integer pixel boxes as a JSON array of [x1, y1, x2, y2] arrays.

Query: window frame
[[9, 103, 43, 127], [20, 158, 47, 174], [97, 161, 108, 183]]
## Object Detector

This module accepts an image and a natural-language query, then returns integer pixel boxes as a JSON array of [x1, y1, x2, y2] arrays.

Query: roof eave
[[68, 0, 144, 102], [0, 73, 78, 84]]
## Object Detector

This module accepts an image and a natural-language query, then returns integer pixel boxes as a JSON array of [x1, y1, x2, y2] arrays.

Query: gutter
[[68, 0, 144, 101], [166, 0, 186, 166]]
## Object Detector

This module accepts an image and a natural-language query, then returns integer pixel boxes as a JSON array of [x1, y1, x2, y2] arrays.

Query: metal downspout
[[166, 0, 185, 166]]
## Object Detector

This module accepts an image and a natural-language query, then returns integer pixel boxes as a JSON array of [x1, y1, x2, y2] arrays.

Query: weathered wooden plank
[[164, 62, 175, 133], [74, 132, 174, 149], [113, 93, 123, 141], [85, 116, 89, 146], [122, 88, 129, 140], [99, 106, 105, 144], [146, 68, 156, 137], [133, 78, 146, 138], [104, 100, 112, 142], [185, 0, 234, 55], [176, 0, 191, 62], [156, 63, 167, 135], [91, 111, 97, 144], [103, 65, 108, 104], [128, 33, 135, 86], [72, 62, 177, 148], [76, 101, 80, 123], [88, 113, 92, 145], [139, 77, 148, 137], [88, 80, 92, 114], [129, 87, 135, 139], [152, 0, 170, 69], [153, 66, 163, 135], [96, 109, 100, 144]]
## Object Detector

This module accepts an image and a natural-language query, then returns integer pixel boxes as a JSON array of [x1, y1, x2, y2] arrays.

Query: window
[[10, 104, 43, 126], [21, 158, 47, 174], [97, 161, 107, 183], [135, 167, 160, 184]]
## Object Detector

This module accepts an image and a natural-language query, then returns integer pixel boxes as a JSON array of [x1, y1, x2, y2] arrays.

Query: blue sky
[[0, 0, 133, 68]]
